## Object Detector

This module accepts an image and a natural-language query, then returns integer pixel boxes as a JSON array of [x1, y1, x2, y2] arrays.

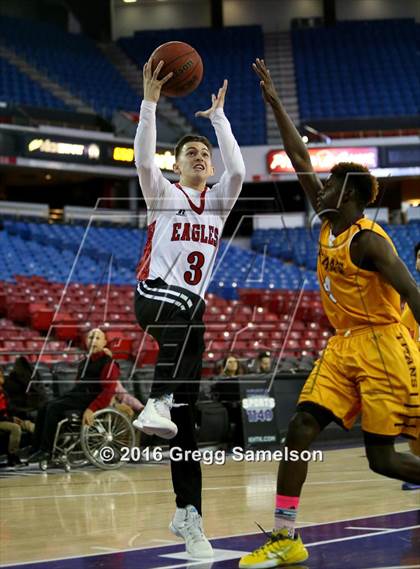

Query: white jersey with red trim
[[134, 100, 245, 299], [136, 183, 224, 297]]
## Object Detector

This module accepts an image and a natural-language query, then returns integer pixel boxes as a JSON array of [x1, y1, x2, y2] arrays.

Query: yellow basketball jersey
[[317, 217, 402, 331], [401, 303, 420, 347]]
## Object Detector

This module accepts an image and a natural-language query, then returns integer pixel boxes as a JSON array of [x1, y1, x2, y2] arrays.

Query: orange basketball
[[150, 41, 203, 97]]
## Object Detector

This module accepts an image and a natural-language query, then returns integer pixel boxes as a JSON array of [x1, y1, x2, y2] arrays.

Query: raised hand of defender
[[195, 79, 228, 119], [252, 58, 280, 106], [143, 58, 173, 104]]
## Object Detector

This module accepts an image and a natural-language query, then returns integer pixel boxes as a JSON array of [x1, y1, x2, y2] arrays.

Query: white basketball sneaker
[[170, 505, 214, 559], [132, 394, 177, 439]]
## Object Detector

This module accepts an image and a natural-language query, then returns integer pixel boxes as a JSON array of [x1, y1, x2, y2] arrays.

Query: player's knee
[[286, 411, 320, 449], [368, 456, 394, 477], [10, 423, 21, 435], [364, 433, 398, 477], [366, 448, 396, 477]]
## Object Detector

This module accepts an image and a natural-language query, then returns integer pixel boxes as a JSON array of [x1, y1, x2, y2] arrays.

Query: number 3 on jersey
[[184, 251, 205, 285]]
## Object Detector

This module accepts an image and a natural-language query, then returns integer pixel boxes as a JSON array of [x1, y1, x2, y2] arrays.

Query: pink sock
[[274, 495, 300, 537]]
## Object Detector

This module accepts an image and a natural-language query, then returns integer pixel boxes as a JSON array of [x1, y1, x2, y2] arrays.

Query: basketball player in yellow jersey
[[239, 59, 420, 568], [402, 243, 420, 347], [401, 242, 420, 490]]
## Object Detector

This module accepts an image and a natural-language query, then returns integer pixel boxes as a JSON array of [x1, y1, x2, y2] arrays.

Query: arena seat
[[292, 19, 419, 120], [0, 16, 138, 118], [3, 219, 417, 368], [0, 220, 320, 294], [0, 56, 68, 110], [251, 222, 420, 284], [0, 318, 81, 364]]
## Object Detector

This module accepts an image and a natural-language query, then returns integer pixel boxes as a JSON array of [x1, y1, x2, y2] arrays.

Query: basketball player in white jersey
[[132, 58, 245, 557]]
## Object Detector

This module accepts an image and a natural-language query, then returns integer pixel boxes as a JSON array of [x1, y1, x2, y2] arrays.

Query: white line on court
[[306, 525, 420, 547], [95, 525, 420, 569], [362, 566, 420, 569], [0, 478, 392, 501], [0, 509, 417, 568], [128, 533, 142, 547], [144, 558, 224, 569], [90, 547, 119, 552], [155, 528, 420, 569], [345, 526, 392, 531]]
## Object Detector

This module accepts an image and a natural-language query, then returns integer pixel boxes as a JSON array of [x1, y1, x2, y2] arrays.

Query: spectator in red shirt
[[27, 328, 119, 463]]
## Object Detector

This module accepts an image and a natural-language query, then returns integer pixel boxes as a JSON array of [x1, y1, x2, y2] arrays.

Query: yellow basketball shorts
[[299, 323, 420, 439]]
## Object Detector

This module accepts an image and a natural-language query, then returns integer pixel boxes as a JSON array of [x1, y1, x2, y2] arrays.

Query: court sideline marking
[[0, 509, 417, 568], [0, 478, 396, 501]]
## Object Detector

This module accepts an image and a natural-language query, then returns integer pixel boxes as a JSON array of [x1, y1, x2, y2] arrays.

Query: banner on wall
[[26, 137, 101, 161], [112, 145, 175, 171], [267, 147, 378, 174], [20, 134, 175, 171], [2, 124, 418, 182]]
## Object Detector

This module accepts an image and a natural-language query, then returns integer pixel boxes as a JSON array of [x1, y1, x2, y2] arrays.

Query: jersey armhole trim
[[347, 227, 391, 274]]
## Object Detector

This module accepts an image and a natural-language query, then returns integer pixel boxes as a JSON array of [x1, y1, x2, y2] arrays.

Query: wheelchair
[[39, 406, 136, 472]]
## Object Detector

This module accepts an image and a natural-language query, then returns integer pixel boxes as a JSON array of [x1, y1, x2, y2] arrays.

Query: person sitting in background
[[0, 368, 34, 466], [212, 354, 243, 447], [209, 354, 243, 398], [26, 328, 119, 463], [219, 354, 243, 378], [5, 356, 47, 421], [256, 351, 272, 374]]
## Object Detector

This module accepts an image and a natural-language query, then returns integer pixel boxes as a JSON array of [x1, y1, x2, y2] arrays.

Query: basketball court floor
[[0, 444, 419, 569]]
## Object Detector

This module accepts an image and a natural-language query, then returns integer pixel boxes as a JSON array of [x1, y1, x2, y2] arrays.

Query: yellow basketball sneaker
[[239, 528, 308, 568]]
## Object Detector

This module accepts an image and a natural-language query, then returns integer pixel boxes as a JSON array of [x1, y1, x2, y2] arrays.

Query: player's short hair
[[330, 162, 379, 207], [174, 135, 212, 160], [415, 242, 420, 258]]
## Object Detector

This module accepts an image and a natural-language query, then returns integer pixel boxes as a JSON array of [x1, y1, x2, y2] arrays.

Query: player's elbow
[[292, 156, 311, 175], [229, 164, 246, 184], [134, 141, 154, 171], [403, 281, 420, 304], [136, 161, 154, 178], [134, 145, 151, 169]]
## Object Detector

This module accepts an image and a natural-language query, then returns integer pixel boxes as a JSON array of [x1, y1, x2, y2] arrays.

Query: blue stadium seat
[[0, 56, 68, 110], [1, 220, 418, 298], [251, 222, 420, 286], [0, 16, 138, 119], [292, 19, 419, 121]]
